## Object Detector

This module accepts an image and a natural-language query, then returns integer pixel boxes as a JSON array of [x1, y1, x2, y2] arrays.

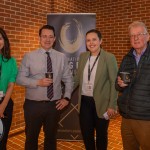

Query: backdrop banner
[[47, 13, 96, 140]]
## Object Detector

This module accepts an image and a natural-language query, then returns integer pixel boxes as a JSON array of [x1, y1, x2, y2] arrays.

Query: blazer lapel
[[79, 52, 90, 84], [94, 49, 105, 89], [81, 52, 90, 70]]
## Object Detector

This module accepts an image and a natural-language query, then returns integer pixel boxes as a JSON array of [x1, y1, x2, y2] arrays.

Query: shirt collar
[[133, 48, 146, 57], [40, 47, 53, 54]]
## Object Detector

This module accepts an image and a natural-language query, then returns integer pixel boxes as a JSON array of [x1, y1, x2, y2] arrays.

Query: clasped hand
[[107, 108, 117, 119], [38, 78, 53, 87], [117, 76, 128, 87]]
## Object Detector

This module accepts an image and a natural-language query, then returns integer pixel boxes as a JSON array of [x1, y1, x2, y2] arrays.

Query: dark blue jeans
[[79, 95, 109, 150], [0, 98, 13, 150]]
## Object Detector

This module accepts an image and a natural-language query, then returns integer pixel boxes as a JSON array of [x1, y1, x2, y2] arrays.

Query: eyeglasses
[[40, 35, 55, 40], [129, 33, 147, 39]]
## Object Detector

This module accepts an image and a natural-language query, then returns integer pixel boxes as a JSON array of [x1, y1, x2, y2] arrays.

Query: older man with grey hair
[[116, 21, 150, 150]]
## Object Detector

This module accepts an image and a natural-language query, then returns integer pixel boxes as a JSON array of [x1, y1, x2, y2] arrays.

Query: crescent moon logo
[[59, 19, 84, 53]]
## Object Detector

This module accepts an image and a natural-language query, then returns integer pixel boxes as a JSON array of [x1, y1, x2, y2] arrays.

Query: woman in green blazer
[[74, 29, 118, 150]]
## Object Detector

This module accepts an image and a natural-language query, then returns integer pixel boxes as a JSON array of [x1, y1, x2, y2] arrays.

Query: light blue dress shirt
[[16, 48, 73, 101], [133, 48, 146, 65]]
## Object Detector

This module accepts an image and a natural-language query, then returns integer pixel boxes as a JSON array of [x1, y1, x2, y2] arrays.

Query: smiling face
[[129, 25, 149, 55], [39, 29, 56, 51], [86, 32, 102, 56], [0, 34, 4, 52]]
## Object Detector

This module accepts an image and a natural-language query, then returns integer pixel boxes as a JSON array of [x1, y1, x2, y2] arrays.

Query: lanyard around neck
[[88, 52, 100, 82]]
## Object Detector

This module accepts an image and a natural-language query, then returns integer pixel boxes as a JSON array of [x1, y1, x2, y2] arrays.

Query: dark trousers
[[0, 98, 13, 150], [79, 96, 109, 150], [24, 99, 61, 150]]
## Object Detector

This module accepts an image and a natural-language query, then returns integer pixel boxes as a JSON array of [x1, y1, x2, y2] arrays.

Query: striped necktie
[[46, 52, 53, 100]]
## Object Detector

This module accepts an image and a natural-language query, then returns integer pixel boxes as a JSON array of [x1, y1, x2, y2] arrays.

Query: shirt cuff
[[64, 97, 70, 102]]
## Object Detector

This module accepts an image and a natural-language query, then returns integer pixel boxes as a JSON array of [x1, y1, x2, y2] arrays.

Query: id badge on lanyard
[[85, 82, 93, 95], [86, 52, 100, 95]]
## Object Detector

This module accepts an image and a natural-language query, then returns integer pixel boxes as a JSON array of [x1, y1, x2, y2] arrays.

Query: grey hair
[[128, 21, 148, 34]]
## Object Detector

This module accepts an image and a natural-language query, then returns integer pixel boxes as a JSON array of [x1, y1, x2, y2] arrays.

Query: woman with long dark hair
[[0, 28, 18, 149]]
